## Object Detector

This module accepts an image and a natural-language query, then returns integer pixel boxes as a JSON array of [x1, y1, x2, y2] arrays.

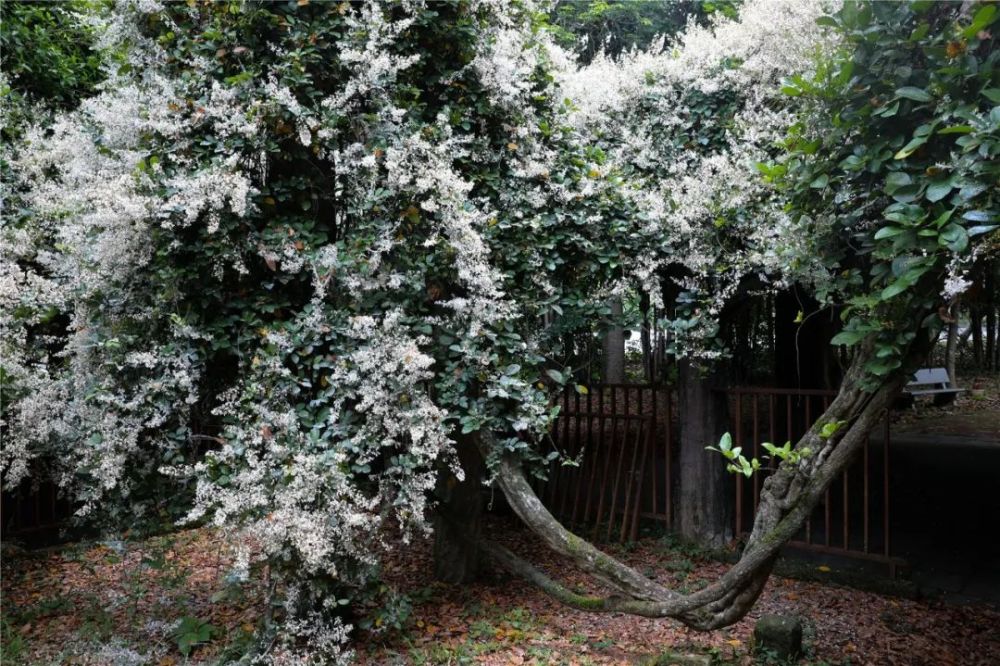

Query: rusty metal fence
[[1, 475, 71, 541], [724, 387, 902, 573], [536, 384, 676, 542], [6, 383, 900, 573], [538, 383, 902, 573]]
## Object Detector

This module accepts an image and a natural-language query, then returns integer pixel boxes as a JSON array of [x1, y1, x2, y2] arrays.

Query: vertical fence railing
[[723, 387, 902, 573], [537, 384, 675, 543], [540, 383, 902, 571], [1, 476, 71, 541]]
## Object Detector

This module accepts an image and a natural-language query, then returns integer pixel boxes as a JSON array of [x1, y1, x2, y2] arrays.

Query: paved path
[[886, 411, 1000, 605]]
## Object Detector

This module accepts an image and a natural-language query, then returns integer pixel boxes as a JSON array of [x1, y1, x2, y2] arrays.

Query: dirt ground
[[4, 372, 998, 665], [358, 517, 1000, 665], [4, 523, 998, 665]]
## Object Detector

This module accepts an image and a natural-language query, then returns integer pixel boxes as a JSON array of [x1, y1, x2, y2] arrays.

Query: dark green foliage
[[0, 0, 103, 108], [776, 0, 1000, 383], [549, 0, 740, 64]]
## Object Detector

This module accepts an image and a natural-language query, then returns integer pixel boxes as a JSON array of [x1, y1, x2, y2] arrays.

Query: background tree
[[2, 0, 996, 659], [548, 0, 739, 65], [0, 0, 103, 109]]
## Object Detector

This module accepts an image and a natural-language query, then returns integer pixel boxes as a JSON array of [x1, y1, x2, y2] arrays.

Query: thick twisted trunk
[[433, 435, 485, 584], [482, 335, 929, 629]]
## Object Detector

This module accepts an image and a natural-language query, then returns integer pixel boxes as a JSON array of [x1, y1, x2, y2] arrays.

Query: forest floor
[[3, 373, 998, 664], [3, 519, 999, 666]]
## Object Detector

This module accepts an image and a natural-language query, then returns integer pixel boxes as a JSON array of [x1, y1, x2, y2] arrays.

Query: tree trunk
[[676, 359, 731, 547], [603, 297, 626, 383], [970, 306, 983, 366], [987, 306, 997, 372], [433, 435, 485, 584], [945, 301, 959, 385], [480, 324, 936, 630], [640, 291, 653, 382], [986, 269, 997, 371]]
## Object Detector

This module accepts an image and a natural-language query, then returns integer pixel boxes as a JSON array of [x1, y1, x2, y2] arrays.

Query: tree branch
[[483, 331, 933, 629]]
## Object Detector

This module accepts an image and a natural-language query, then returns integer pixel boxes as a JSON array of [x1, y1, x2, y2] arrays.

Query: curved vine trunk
[[481, 335, 932, 629]]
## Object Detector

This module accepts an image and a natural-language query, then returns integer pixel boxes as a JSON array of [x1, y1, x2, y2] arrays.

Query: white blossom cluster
[[559, 0, 839, 356], [2, 0, 564, 647], [1, 0, 852, 654]]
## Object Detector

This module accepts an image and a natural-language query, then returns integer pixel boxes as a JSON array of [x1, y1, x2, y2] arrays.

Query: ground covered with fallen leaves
[[3, 520, 998, 665], [1, 529, 265, 665], [360, 517, 1000, 666]]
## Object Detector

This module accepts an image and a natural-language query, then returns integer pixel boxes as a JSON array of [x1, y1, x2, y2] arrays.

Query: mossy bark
[[481, 326, 937, 629]]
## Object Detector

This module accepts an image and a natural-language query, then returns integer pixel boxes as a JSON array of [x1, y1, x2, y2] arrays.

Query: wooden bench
[[903, 368, 966, 406]]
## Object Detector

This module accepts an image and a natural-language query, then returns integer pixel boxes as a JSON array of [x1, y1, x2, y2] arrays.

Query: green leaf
[[881, 280, 909, 300], [894, 136, 926, 160], [909, 22, 930, 41], [545, 369, 564, 384], [719, 432, 732, 453], [874, 100, 899, 118], [819, 420, 844, 439], [931, 209, 954, 227], [963, 210, 996, 223], [937, 125, 973, 135], [962, 4, 998, 39], [957, 183, 988, 203], [809, 174, 829, 189], [884, 171, 912, 194], [890, 184, 921, 203], [866, 359, 898, 376], [874, 226, 906, 240], [884, 203, 924, 224], [830, 330, 864, 346], [968, 225, 998, 237], [982, 89, 1000, 104], [895, 86, 932, 102], [940, 223, 969, 252], [925, 179, 954, 203], [839, 155, 864, 171]]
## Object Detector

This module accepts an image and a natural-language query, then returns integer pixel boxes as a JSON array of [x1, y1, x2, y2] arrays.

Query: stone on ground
[[753, 614, 804, 660]]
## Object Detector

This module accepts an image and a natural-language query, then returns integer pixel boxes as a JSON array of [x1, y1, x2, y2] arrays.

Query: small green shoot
[[707, 432, 813, 478]]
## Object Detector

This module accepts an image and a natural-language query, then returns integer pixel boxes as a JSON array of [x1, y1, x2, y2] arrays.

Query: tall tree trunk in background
[[987, 270, 997, 371], [969, 306, 983, 366], [987, 307, 997, 372], [996, 308, 1000, 371], [676, 359, 731, 547], [640, 292, 653, 382], [603, 297, 626, 383], [945, 301, 959, 385], [433, 434, 485, 584]]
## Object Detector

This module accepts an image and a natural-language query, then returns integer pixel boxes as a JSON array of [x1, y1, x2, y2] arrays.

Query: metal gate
[[724, 387, 902, 573], [537, 384, 675, 543], [538, 383, 901, 573]]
